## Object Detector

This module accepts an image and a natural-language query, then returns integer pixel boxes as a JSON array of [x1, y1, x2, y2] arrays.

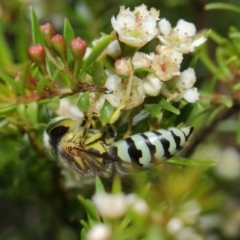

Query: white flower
[[86, 223, 111, 240], [114, 58, 133, 77], [175, 227, 203, 240], [176, 67, 196, 92], [132, 52, 153, 69], [104, 73, 144, 109], [178, 68, 199, 103], [181, 88, 199, 103], [83, 47, 92, 60], [214, 147, 240, 180], [92, 36, 105, 46], [143, 74, 163, 96], [89, 92, 106, 113], [170, 68, 199, 103], [105, 40, 121, 59], [151, 46, 183, 81], [178, 200, 201, 225], [92, 193, 128, 218], [92, 192, 149, 219], [158, 18, 171, 35], [125, 194, 149, 216], [131, 198, 149, 216], [158, 19, 206, 53], [56, 98, 84, 118], [111, 4, 159, 47], [167, 218, 184, 234]]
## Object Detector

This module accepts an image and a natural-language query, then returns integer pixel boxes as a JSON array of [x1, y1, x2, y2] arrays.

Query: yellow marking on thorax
[[86, 141, 107, 154]]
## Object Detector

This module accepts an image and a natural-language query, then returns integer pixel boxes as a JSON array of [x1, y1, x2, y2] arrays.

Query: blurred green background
[[1, 0, 240, 239]]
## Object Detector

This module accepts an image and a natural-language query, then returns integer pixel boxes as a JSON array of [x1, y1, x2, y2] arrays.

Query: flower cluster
[[83, 4, 206, 114], [92, 192, 149, 218], [85, 192, 149, 240], [86, 191, 204, 240], [29, 4, 205, 121], [86, 223, 111, 240]]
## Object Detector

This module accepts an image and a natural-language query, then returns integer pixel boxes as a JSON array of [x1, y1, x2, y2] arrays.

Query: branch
[[183, 104, 238, 157]]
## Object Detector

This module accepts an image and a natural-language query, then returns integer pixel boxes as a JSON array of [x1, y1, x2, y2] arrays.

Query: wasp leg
[[123, 108, 138, 138], [108, 103, 126, 125], [80, 95, 100, 144]]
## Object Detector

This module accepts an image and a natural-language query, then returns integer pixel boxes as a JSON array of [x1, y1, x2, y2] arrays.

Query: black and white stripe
[[109, 127, 193, 167]]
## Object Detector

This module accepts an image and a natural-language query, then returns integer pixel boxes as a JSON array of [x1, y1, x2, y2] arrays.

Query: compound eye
[[46, 117, 73, 135], [44, 117, 76, 156], [48, 125, 70, 141], [46, 117, 75, 138]]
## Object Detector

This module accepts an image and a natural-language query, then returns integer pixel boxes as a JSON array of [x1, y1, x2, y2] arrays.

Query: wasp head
[[43, 117, 76, 156]]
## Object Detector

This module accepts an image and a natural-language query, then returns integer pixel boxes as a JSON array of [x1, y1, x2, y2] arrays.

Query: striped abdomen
[[109, 127, 193, 167]]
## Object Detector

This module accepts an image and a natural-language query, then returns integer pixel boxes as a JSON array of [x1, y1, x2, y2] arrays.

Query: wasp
[[43, 115, 193, 179]]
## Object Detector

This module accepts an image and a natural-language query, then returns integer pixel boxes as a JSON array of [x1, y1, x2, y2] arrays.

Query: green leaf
[[63, 18, 75, 62], [230, 32, 240, 39], [205, 3, 240, 14], [219, 98, 233, 108], [100, 101, 115, 125], [168, 158, 216, 167], [147, 225, 165, 240], [95, 177, 105, 193], [45, 96, 60, 111], [0, 23, 13, 66], [207, 105, 224, 125], [112, 175, 122, 194], [17, 63, 32, 96], [77, 92, 90, 112], [132, 109, 150, 126], [208, 31, 226, 45], [0, 119, 9, 129], [80, 220, 89, 230], [78, 195, 101, 222], [0, 70, 18, 92], [17, 103, 27, 120], [0, 83, 12, 97], [134, 67, 154, 75], [144, 104, 161, 118], [15, 8, 28, 62], [215, 48, 232, 79], [0, 106, 17, 115], [26, 101, 38, 123], [119, 213, 134, 231], [233, 82, 240, 92], [36, 76, 48, 94], [92, 62, 103, 87], [237, 114, 240, 144], [30, 6, 44, 45], [81, 35, 113, 73], [158, 99, 180, 115], [80, 228, 87, 240], [199, 44, 219, 79]]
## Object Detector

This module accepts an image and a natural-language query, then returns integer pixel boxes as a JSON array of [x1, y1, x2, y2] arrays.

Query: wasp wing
[[59, 142, 132, 179]]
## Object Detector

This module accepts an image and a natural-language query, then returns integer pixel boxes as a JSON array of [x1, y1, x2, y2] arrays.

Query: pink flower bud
[[40, 23, 56, 47], [70, 37, 87, 61], [51, 34, 66, 60], [28, 44, 45, 64], [28, 44, 47, 75]]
